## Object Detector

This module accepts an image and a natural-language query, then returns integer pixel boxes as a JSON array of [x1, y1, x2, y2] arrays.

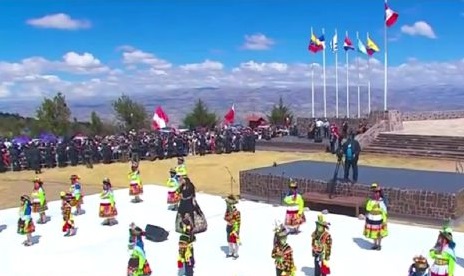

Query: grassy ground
[[0, 151, 456, 210]]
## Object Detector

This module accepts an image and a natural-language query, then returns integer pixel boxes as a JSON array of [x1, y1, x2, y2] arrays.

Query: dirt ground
[[0, 151, 456, 210]]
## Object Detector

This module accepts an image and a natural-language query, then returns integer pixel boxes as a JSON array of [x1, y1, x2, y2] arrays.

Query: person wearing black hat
[[128, 161, 143, 203], [311, 214, 332, 276], [166, 168, 181, 211], [18, 195, 35, 246], [177, 218, 196, 276], [271, 227, 296, 276], [429, 226, 456, 276], [224, 195, 241, 259]]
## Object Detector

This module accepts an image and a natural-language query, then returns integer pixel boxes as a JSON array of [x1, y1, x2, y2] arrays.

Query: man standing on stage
[[342, 132, 361, 183]]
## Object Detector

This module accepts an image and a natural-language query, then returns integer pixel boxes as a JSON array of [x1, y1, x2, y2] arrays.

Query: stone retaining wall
[[240, 171, 464, 220], [402, 110, 464, 121]]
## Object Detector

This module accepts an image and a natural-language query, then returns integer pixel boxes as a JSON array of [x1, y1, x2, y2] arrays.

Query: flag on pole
[[385, 1, 399, 27], [343, 35, 355, 51], [308, 32, 325, 53], [152, 106, 169, 130], [223, 104, 235, 125], [366, 37, 380, 56], [357, 38, 368, 55], [330, 33, 338, 53]]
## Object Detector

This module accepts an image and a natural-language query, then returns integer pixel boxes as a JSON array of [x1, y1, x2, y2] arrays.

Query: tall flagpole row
[[356, 31, 361, 118], [310, 27, 315, 118], [367, 32, 372, 114], [384, 11, 388, 111]]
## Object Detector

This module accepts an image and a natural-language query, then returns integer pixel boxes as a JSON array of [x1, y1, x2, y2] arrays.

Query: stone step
[[363, 148, 464, 160], [377, 134, 464, 142], [368, 143, 464, 151]]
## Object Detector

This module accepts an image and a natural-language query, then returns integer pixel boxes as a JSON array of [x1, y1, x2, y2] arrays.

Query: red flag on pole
[[223, 104, 235, 125], [385, 1, 399, 27], [152, 106, 169, 130]]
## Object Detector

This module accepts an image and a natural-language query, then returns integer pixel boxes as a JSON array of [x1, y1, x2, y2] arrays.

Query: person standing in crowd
[[311, 214, 332, 276], [70, 174, 84, 215], [429, 225, 456, 276], [283, 180, 305, 234], [177, 217, 196, 276], [166, 168, 181, 211], [224, 194, 241, 259], [342, 132, 361, 183], [31, 177, 48, 224], [18, 195, 36, 246], [271, 226, 296, 276], [364, 183, 388, 250], [99, 178, 118, 226], [128, 161, 143, 203]]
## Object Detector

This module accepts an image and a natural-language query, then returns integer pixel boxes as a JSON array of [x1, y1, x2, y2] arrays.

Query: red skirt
[[99, 202, 118, 218], [167, 191, 180, 204], [62, 220, 74, 232], [129, 183, 143, 196], [285, 210, 306, 227]]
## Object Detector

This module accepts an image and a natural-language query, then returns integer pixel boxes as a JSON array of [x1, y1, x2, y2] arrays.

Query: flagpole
[[346, 31, 350, 118], [334, 29, 339, 118], [356, 31, 361, 118], [384, 1, 388, 111], [322, 28, 327, 118], [367, 32, 372, 114], [311, 27, 315, 118]]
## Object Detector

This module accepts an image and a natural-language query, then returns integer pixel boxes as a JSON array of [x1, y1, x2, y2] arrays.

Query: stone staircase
[[363, 133, 464, 160]]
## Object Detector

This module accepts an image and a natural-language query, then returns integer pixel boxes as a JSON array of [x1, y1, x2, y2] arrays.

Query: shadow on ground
[[0, 224, 7, 232], [301, 266, 315, 275], [352, 237, 372, 250]]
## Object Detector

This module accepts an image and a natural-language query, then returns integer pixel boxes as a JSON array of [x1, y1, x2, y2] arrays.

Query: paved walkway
[[389, 118, 464, 137]]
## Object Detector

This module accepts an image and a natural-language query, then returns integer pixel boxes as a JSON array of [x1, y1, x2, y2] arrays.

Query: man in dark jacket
[[342, 133, 361, 183]]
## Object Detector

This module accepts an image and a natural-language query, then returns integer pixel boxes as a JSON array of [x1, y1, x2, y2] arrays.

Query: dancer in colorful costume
[[175, 157, 187, 176], [408, 255, 430, 276], [31, 177, 48, 224], [167, 168, 181, 210], [363, 183, 388, 250], [283, 180, 305, 234], [224, 194, 241, 259], [127, 223, 152, 276], [69, 174, 84, 215], [271, 225, 296, 276], [18, 195, 36, 246], [99, 178, 118, 226], [429, 225, 456, 276], [60, 191, 77, 236], [311, 214, 332, 276], [177, 217, 196, 276], [129, 161, 143, 203]]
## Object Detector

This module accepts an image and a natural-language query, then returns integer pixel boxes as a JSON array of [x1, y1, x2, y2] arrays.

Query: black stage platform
[[249, 160, 464, 194]]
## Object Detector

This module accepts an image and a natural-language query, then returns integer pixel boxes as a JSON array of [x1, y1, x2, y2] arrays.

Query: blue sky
[[1, 0, 463, 66], [0, 0, 463, 102]]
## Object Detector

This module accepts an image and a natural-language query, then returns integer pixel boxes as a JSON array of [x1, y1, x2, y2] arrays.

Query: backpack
[[346, 143, 353, 160]]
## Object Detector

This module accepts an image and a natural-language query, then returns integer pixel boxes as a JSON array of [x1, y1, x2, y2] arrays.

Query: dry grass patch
[[0, 151, 454, 209]]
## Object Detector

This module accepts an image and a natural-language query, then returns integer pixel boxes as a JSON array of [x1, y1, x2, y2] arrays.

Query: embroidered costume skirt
[[99, 202, 118, 218]]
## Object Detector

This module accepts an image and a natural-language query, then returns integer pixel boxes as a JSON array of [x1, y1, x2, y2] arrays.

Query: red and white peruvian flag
[[223, 104, 235, 125], [385, 1, 399, 27], [152, 106, 169, 130]]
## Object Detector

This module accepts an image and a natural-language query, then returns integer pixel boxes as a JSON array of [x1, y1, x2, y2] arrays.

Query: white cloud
[[241, 33, 275, 50], [121, 48, 172, 69], [26, 13, 91, 30], [180, 60, 224, 71], [401, 21, 437, 39], [0, 48, 463, 106]]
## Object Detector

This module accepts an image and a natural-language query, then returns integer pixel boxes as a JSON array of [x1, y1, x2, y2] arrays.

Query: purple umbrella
[[39, 132, 58, 143], [12, 135, 31, 145]]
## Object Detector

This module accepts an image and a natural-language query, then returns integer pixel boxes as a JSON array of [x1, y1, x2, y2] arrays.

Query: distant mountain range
[[1, 84, 463, 125]]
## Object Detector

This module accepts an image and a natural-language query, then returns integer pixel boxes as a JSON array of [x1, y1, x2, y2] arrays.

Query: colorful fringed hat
[[33, 177, 43, 184], [370, 183, 381, 191], [225, 194, 239, 205], [440, 226, 453, 242], [20, 194, 31, 202], [316, 213, 330, 228], [412, 255, 429, 269], [169, 168, 176, 174], [289, 179, 297, 188]]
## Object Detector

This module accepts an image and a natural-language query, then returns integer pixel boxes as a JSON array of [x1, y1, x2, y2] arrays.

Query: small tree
[[267, 96, 293, 126], [89, 111, 103, 135], [112, 94, 148, 131], [36, 92, 72, 136], [183, 99, 217, 129]]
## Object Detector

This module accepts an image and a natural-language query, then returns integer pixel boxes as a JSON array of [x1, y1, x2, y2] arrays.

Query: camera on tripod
[[336, 149, 344, 162]]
